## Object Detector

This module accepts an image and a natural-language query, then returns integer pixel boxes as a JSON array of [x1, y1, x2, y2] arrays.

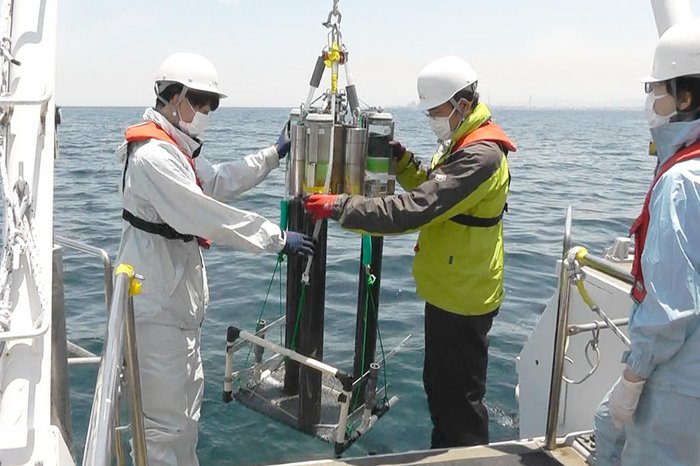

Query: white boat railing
[[83, 265, 148, 466], [544, 207, 635, 450], [55, 235, 113, 313], [54, 236, 115, 367]]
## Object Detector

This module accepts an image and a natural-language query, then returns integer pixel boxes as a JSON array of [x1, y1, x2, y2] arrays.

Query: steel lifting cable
[[322, 0, 342, 32]]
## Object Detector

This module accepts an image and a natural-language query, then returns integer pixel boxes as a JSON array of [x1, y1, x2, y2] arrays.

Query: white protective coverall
[[594, 123, 700, 466], [115, 107, 285, 465]]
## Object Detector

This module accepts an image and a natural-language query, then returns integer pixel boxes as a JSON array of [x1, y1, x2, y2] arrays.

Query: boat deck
[[275, 438, 591, 466]]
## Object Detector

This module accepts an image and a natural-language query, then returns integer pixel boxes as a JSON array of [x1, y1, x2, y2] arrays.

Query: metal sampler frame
[[222, 0, 401, 455]]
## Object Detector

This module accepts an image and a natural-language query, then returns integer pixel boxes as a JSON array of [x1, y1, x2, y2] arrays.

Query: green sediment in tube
[[366, 157, 389, 173]]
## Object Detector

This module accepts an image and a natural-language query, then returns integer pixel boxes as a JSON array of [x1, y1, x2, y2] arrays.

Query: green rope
[[289, 284, 308, 352], [346, 418, 360, 438], [346, 284, 389, 437], [349, 236, 391, 410], [257, 255, 283, 322], [360, 280, 370, 382], [279, 256, 285, 344], [351, 274, 372, 410], [371, 291, 390, 404], [243, 255, 283, 366], [351, 236, 373, 408]]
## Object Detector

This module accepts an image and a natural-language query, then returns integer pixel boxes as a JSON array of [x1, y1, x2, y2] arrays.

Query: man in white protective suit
[[114, 52, 314, 465]]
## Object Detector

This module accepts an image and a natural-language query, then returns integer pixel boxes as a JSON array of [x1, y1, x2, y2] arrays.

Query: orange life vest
[[452, 120, 517, 154], [448, 121, 517, 228], [123, 121, 211, 249], [630, 140, 700, 303]]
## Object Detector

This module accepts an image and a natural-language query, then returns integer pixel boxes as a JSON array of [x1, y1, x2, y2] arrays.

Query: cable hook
[[322, 0, 342, 29]]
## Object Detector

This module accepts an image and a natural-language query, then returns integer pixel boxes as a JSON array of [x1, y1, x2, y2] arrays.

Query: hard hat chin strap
[[449, 97, 471, 126], [153, 82, 190, 108], [154, 83, 169, 107], [175, 87, 189, 109], [169, 88, 190, 121], [154, 83, 192, 124]]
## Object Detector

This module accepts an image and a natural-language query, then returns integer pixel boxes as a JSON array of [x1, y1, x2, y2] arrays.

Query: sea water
[[54, 106, 653, 465]]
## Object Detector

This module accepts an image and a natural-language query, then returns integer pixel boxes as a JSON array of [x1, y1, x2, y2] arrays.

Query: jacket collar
[[142, 107, 202, 157], [446, 103, 492, 153], [432, 103, 492, 166]]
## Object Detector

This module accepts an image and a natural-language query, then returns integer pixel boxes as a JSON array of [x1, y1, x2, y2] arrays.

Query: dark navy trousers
[[423, 302, 497, 448]]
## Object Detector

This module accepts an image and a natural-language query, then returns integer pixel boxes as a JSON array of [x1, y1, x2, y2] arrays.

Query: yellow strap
[[115, 263, 142, 296], [575, 247, 588, 263], [571, 248, 596, 308], [576, 279, 596, 309]]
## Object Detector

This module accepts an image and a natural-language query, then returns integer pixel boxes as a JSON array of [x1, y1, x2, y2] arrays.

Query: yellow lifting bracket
[[323, 42, 342, 94]]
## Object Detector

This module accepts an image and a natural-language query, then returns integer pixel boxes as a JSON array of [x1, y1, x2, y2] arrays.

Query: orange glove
[[303, 194, 338, 221]]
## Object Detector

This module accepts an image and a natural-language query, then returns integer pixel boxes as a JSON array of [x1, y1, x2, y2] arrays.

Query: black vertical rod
[[284, 196, 305, 394], [352, 236, 384, 403], [298, 219, 328, 431]]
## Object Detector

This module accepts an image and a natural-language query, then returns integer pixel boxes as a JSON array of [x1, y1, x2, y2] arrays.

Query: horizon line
[[56, 104, 644, 111]]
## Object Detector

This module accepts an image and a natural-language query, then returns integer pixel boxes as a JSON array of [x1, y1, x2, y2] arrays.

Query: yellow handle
[[115, 263, 142, 296]]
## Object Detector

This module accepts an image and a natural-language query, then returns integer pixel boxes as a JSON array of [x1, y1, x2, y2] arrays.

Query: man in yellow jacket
[[304, 56, 516, 448]]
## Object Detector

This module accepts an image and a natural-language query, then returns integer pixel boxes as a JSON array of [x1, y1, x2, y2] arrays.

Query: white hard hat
[[155, 52, 227, 98], [417, 56, 478, 111], [643, 17, 700, 83]]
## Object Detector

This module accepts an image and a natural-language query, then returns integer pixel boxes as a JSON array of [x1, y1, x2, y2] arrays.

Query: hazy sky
[[57, 0, 699, 108]]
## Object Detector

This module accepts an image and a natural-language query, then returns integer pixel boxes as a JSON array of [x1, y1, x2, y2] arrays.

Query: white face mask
[[427, 99, 466, 142], [428, 115, 453, 142], [178, 99, 209, 138], [645, 92, 677, 129]]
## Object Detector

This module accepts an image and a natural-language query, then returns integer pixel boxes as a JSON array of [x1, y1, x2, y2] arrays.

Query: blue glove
[[282, 231, 314, 256], [274, 123, 291, 159]]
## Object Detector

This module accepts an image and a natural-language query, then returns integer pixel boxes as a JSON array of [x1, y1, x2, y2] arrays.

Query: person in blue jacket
[[594, 17, 700, 466]]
